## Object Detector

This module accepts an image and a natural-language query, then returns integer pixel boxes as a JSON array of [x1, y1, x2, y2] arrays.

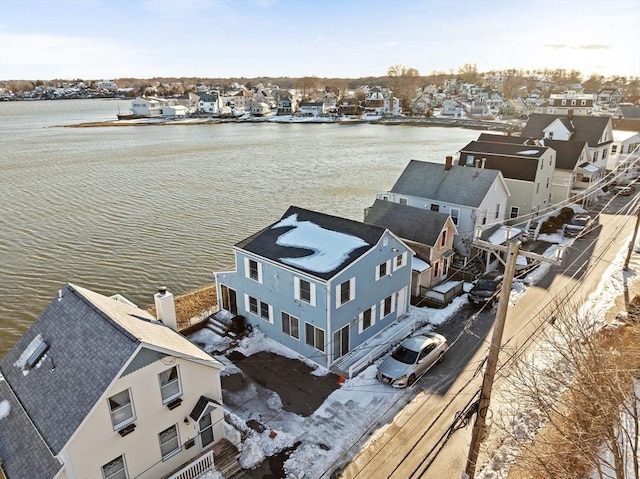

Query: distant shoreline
[[60, 116, 522, 132]]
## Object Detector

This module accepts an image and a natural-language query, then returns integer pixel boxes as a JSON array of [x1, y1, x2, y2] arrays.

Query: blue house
[[214, 206, 414, 369]]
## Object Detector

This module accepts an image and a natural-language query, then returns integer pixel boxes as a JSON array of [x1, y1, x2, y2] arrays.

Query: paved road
[[334, 192, 638, 479]]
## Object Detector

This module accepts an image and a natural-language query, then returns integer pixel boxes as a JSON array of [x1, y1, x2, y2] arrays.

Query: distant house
[[441, 99, 461, 117], [130, 96, 167, 117], [458, 140, 556, 219], [0, 284, 227, 479], [276, 96, 296, 115], [375, 158, 510, 256], [250, 102, 271, 116], [410, 93, 432, 116], [609, 130, 640, 173], [547, 91, 595, 116], [298, 101, 325, 116], [198, 92, 223, 114], [521, 112, 613, 177], [337, 97, 362, 116], [364, 199, 458, 296], [213, 206, 413, 370]]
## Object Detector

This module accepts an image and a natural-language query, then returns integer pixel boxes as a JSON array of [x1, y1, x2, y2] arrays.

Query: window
[[336, 278, 355, 307], [381, 294, 394, 318], [305, 323, 325, 352], [159, 366, 181, 404], [294, 278, 315, 305], [260, 301, 272, 322], [159, 425, 180, 460], [612, 145, 618, 154], [434, 261, 440, 277], [333, 326, 349, 361], [281, 312, 300, 339], [102, 455, 128, 479], [394, 252, 407, 270], [430, 204, 440, 212], [441, 229, 447, 247], [108, 389, 135, 430], [244, 258, 262, 283], [450, 208, 460, 226], [247, 295, 258, 315], [546, 177, 550, 188], [465, 154, 475, 166], [510, 206, 519, 219], [536, 182, 540, 194], [359, 306, 376, 333], [495, 203, 500, 220], [399, 197, 408, 205], [382, 195, 389, 201], [376, 260, 391, 280]]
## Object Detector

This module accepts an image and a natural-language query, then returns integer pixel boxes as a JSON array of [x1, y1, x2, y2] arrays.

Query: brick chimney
[[567, 108, 574, 120], [154, 286, 178, 331], [445, 156, 453, 170]]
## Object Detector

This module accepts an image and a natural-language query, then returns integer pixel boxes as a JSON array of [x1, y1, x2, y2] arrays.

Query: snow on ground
[[193, 225, 637, 479], [0, 399, 10, 419]]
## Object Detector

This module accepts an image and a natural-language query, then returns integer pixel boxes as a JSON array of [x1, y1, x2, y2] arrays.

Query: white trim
[[294, 277, 316, 306], [244, 257, 263, 283], [358, 305, 377, 333], [380, 293, 396, 319]]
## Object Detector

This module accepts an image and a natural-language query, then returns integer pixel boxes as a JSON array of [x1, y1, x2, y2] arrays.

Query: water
[[0, 99, 483, 357]]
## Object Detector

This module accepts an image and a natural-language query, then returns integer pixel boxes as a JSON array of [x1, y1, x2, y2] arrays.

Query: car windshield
[[391, 345, 419, 364], [476, 280, 498, 290]]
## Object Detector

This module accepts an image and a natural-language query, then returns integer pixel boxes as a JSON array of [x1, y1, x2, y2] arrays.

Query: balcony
[[163, 439, 242, 479]]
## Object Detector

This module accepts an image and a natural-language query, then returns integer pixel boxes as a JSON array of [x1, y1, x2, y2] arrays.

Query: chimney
[[154, 286, 178, 331], [567, 108, 573, 120], [481, 158, 486, 169], [444, 156, 453, 170]]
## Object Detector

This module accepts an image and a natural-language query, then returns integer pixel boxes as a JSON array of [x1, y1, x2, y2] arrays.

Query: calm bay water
[[0, 99, 483, 357]]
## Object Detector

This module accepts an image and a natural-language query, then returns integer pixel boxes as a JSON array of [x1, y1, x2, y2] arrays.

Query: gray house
[[0, 284, 226, 479], [376, 158, 510, 256], [214, 206, 413, 369]]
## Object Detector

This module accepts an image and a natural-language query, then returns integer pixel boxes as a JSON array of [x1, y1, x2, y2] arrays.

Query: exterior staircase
[[212, 438, 245, 478]]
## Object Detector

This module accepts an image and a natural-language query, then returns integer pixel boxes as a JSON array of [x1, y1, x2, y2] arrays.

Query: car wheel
[[407, 374, 416, 386], [437, 352, 445, 363]]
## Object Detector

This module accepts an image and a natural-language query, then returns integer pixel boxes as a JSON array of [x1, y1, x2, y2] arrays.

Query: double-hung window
[[305, 323, 325, 352], [108, 389, 135, 430], [393, 252, 407, 271], [159, 366, 181, 404], [359, 306, 376, 333], [336, 278, 355, 307], [381, 294, 394, 318], [159, 424, 180, 460], [102, 455, 128, 479], [294, 277, 316, 306], [244, 258, 262, 283], [376, 260, 391, 280]]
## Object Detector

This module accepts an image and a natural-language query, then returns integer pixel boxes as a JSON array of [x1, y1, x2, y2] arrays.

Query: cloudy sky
[[1, 0, 638, 81]]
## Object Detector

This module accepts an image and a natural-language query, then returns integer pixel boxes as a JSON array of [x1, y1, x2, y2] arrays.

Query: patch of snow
[[273, 214, 369, 273], [0, 400, 10, 419], [13, 333, 45, 375], [515, 149, 541, 155]]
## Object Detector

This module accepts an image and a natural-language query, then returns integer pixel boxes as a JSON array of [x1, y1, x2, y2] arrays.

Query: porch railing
[[167, 450, 214, 479]]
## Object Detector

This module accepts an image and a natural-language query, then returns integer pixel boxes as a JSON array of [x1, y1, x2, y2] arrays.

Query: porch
[[163, 438, 244, 479]]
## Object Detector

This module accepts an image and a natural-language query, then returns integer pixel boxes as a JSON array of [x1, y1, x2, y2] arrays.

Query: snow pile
[[0, 399, 10, 419]]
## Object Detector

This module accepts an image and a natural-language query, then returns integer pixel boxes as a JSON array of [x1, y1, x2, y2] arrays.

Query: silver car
[[377, 332, 448, 388]]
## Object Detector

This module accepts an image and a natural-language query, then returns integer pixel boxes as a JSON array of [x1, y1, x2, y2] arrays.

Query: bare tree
[[387, 64, 421, 111], [489, 298, 640, 479], [457, 63, 481, 85]]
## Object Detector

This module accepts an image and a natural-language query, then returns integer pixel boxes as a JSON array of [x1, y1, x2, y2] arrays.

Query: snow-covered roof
[[487, 226, 522, 245], [412, 256, 430, 272]]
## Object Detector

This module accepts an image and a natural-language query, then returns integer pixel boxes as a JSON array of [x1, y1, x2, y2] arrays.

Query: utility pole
[[464, 240, 520, 479], [624, 208, 640, 271]]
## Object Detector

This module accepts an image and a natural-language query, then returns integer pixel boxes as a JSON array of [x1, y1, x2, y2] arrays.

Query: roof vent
[[27, 339, 49, 369]]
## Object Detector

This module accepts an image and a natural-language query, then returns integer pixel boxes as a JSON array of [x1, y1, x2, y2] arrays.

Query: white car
[[377, 332, 448, 388]]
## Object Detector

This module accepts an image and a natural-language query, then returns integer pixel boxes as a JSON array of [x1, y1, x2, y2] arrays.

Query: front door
[[396, 286, 408, 317], [199, 412, 214, 449]]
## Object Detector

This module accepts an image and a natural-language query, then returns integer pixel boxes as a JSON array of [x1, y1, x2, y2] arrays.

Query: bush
[[540, 215, 563, 234], [559, 207, 575, 223]]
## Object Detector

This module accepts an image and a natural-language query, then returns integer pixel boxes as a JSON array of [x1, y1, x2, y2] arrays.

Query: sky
[[188, 227, 638, 479], [0, 0, 639, 81]]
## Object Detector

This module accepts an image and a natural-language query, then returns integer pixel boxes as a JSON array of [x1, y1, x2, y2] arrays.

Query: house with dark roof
[[477, 133, 591, 205], [364, 199, 458, 296], [520, 111, 613, 177], [198, 92, 223, 114], [458, 140, 555, 221], [0, 284, 227, 479], [376, 158, 510, 256], [213, 206, 413, 370]]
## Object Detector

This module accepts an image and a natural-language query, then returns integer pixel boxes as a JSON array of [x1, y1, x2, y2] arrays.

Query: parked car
[[377, 332, 448, 388], [564, 214, 597, 237], [468, 272, 503, 307], [614, 185, 633, 196]]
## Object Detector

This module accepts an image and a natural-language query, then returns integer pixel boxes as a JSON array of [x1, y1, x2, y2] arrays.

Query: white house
[[0, 284, 229, 479]]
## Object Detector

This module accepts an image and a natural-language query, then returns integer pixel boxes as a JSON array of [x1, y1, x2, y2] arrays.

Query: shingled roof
[[0, 284, 220, 475], [458, 141, 550, 182], [364, 199, 452, 247], [236, 206, 386, 280], [520, 113, 612, 146]]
